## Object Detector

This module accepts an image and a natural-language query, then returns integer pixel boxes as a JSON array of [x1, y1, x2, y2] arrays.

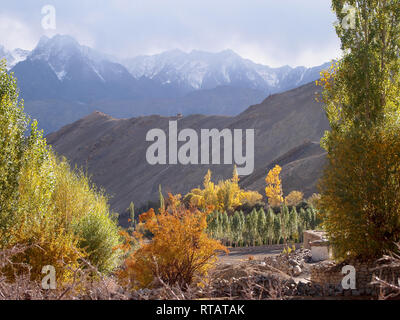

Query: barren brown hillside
[[46, 81, 329, 219]]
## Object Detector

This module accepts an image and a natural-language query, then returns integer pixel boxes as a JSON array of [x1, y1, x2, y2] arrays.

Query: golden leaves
[[265, 165, 284, 207], [119, 203, 228, 289], [186, 169, 262, 212]]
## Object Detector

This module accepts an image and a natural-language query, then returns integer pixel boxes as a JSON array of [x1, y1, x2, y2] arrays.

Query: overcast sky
[[0, 0, 341, 67]]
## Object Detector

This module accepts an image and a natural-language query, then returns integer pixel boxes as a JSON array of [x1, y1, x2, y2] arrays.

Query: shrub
[[119, 195, 228, 289], [52, 159, 123, 274], [72, 210, 122, 274]]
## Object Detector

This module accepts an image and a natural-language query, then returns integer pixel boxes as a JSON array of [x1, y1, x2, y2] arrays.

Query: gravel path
[[219, 244, 302, 264]]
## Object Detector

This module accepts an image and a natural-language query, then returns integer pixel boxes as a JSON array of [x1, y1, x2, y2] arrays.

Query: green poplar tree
[[257, 208, 267, 245], [231, 211, 243, 247], [288, 207, 299, 242], [319, 0, 400, 259], [273, 214, 282, 245], [266, 208, 275, 245], [0, 60, 27, 236], [280, 205, 290, 244], [128, 202, 135, 229]]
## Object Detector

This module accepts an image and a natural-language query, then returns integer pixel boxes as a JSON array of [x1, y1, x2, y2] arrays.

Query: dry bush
[[0, 246, 292, 300], [0, 246, 130, 300], [208, 262, 289, 300], [372, 244, 400, 300]]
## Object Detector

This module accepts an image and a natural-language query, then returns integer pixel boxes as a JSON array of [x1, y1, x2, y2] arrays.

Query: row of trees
[[206, 205, 319, 247]]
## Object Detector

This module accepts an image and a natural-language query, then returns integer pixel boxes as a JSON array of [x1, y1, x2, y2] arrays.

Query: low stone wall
[[311, 258, 400, 297]]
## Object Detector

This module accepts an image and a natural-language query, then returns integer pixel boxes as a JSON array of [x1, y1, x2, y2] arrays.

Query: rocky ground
[[128, 247, 370, 300], [8, 245, 394, 300]]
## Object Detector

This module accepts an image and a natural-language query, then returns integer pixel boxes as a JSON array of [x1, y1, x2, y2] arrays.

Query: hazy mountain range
[[123, 49, 330, 93], [1, 35, 332, 133], [47, 82, 329, 225]]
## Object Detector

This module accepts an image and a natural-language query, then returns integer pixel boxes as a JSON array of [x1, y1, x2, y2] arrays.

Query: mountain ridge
[[1, 34, 332, 135], [123, 47, 331, 93]]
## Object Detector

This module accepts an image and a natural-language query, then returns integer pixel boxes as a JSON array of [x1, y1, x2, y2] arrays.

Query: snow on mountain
[[124, 49, 269, 90], [123, 49, 330, 93], [3, 34, 333, 134], [10, 35, 148, 103], [28, 35, 114, 82], [4, 34, 330, 95], [0, 46, 30, 69]]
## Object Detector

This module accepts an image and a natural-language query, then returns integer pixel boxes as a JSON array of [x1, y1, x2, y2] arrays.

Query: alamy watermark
[[341, 265, 356, 290], [41, 5, 56, 30], [146, 120, 255, 176], [41, 265, 56, 290], [334, 4, 356, 30]]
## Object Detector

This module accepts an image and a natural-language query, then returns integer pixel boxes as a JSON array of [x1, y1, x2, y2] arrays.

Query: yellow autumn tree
[[265, 165, 284, 207], [285, 191, 304, 207], [184, 167, 262, 212], [118, 194, 228, 289]]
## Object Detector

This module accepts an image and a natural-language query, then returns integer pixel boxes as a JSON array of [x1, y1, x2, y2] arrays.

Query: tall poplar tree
[[319, 0, 400, 259]]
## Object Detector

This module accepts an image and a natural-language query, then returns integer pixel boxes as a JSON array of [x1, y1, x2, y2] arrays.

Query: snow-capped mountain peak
[[9, 34, 145, 104], [4, 34, 331, 102], [26, 34, 121, 82], [122, 49, 330, 93], [0, 45, 30, 69]]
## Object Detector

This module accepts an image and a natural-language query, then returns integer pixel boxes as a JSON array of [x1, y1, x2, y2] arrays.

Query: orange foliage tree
[[119, 194, 228, 289]]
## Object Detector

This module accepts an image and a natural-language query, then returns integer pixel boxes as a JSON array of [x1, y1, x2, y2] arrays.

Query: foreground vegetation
[[318, 0, 400, 260], [0, 60, 122, 284], [0, 57, 317, 292]]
